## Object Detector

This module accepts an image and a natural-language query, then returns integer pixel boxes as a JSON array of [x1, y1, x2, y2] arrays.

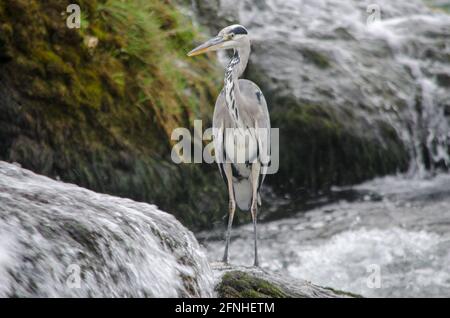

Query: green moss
[[215, 270, 362, 298], [0, 23, 13, 62], [426, 0, 450, 13], [216, 271, 290, 298], [0, 0, 224, 231], [270, 96, 408, 194], [300, 48, 331, 69]]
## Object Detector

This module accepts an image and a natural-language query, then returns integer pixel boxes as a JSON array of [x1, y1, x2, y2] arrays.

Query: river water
[[202, 173, 450, 297]]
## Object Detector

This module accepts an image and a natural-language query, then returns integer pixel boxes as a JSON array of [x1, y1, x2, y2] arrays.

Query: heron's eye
[[229, 33, 235, 39]]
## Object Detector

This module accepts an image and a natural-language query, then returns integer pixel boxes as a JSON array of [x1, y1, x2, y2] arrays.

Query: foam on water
[[285, 227, 448, 297], [0, 231, 18, 296]]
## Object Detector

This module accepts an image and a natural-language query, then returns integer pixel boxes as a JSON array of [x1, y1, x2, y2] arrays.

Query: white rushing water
[[203, 174, 450, 297], [0, 161, 214, 297]]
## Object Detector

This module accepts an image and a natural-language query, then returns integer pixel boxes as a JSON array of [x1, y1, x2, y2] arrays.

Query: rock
[[0, 0, 226, 232], [0, 161, 214, 297], [212, 263, 360, 298]]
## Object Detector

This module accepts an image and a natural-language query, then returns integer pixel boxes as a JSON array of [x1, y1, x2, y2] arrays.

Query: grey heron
[[188, 25, 271, 266]]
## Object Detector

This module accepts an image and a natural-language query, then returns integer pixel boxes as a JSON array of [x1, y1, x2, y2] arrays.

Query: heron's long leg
[[250, 162, 261, 267], [223, 163, 235, 264]]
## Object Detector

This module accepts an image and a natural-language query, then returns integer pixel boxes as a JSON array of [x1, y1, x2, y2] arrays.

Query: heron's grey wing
[[212, 90, 228, 185], [238, 80, 271, 189]]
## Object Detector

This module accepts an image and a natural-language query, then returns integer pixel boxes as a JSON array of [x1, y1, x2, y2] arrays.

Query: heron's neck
[[235, 41, 250, 78], [224, 42, 250, 127]]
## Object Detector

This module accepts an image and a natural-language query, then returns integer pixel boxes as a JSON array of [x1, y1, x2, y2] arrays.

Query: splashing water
[[0, 161, 214, 297], [203, 174, 450, 297], [367, 17, 450, 175]]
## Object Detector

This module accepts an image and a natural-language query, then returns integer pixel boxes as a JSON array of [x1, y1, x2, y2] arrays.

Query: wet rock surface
[[212, 262, 359, 297]]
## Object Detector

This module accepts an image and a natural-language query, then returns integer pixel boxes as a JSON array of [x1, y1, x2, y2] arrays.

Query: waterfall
[[0, 161, 214, 297], [366, 13, 450, 176]]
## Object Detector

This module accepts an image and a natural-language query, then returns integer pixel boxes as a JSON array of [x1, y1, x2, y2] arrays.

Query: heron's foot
[[253, 258, 259, 267]]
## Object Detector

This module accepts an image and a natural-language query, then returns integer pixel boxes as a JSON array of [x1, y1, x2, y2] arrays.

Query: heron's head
[[187, 24, 249, 57]]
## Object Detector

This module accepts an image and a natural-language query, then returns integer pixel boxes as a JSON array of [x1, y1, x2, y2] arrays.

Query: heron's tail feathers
[[233, 179, 252, 211]]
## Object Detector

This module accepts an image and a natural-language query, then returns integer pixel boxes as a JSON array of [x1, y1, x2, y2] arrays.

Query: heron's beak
[[187, 36, 226, 57]]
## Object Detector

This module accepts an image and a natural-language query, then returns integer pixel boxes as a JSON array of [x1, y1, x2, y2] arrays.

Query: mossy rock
[[0, 0, 226, 231], [299, 48, 331, 69], [269, 98, 409, 194], [216, 271, 290, 298], [214, 266, 361, 298]]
